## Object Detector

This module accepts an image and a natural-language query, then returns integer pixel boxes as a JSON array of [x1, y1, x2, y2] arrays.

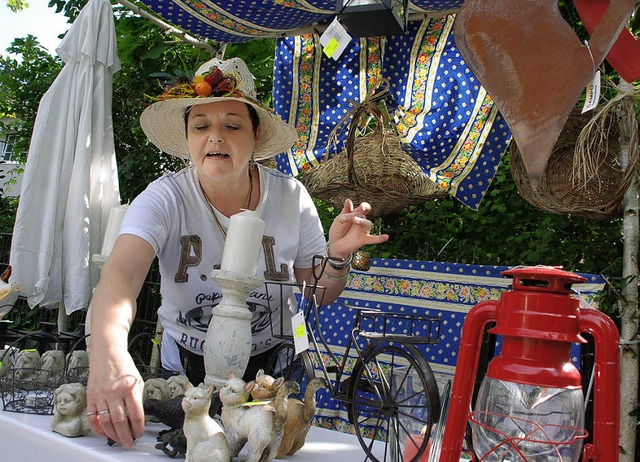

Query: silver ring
[[98, 409, 110, 416], [85, 411, 97, 417]]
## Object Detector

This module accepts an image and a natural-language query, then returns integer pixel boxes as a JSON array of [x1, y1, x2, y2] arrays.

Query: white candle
[[220, 210, 265, 277], [101, 204, 129, 256]]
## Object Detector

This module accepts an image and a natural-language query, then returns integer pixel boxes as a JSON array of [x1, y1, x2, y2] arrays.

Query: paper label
[[581, 70, 601, 113], [320, 18, 350, 61], [291, 311, 309, 354]]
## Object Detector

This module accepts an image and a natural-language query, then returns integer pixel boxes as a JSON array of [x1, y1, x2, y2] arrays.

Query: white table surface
[[0, 409, 385, 461]]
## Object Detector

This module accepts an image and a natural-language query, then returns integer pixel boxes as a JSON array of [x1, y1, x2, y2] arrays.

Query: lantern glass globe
[[470, 377, 585, 462]]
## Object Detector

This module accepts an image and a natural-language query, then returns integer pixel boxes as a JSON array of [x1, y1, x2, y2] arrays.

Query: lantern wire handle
[[584, 362, 596, 411]]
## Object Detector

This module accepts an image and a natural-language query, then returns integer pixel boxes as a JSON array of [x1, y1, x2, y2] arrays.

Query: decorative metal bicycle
[[265, 255, 442, 462]]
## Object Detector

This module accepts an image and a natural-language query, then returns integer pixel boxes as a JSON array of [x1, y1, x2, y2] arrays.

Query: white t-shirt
[[120, 164, 326, 357]]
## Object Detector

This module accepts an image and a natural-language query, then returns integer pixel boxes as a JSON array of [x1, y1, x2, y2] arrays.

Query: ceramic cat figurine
[[247, 369, 284, 401], [276, 377, 326, 458], [220, 373, 300, 462], [182, 384, 230, 462]]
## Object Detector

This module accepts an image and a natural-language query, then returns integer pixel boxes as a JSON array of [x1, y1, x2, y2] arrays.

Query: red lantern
[[438, 266, 620, 461]]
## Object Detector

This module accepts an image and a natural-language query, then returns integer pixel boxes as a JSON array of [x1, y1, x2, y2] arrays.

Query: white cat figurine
[[182, 384, 230, 462], [220, 372, 299, 462]]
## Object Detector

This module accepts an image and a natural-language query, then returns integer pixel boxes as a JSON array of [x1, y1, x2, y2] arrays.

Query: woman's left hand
[[327, 199, 389, 258]]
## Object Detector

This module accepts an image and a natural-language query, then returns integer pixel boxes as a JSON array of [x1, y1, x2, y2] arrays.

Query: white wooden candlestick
[[204, 210, 265, 388], [203, 270, 263, 388]]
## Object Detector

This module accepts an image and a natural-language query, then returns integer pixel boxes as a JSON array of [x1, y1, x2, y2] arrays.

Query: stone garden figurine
[[51, 382, 91, 437], [167, 375, 191, 399]]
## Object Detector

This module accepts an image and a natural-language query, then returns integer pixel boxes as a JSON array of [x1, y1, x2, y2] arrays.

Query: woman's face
[[186, 100, 260, 182], [55, 390, 79, 416]]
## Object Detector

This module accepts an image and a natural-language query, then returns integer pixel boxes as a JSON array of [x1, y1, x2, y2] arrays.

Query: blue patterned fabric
[[139, 1, 466, 43], [273, 17, 512, 209], [307, 258, 604, 433]]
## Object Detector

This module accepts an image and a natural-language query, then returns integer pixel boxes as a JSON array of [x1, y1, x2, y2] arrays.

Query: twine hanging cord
[[572, 79, 639, 195]]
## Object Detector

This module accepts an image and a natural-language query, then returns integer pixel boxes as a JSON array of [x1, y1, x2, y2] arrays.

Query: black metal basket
[[0, 367, 64, 415], [0, 331, 64, 414]]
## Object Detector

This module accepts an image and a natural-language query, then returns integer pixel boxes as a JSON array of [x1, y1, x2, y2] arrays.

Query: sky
[[0, 2, 70, 57]]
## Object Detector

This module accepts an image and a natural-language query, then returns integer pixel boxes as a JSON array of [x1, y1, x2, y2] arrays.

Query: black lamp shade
[[336, 0, 408, 37]]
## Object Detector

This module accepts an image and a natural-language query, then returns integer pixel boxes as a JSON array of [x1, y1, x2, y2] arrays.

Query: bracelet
[[323, 271, 349, 282], [326, 244, 353, 271]]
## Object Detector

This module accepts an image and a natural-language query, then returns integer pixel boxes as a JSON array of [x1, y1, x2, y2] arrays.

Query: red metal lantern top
[[502, 265, 587, 293], [487, 265, 588, 388]]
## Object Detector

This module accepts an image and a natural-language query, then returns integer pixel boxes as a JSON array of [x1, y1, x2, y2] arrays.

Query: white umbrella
[[9, 0, 121, 315]]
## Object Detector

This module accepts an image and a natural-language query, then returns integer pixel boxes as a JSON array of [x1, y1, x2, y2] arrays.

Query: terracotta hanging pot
[[453, 0, 635, 186]]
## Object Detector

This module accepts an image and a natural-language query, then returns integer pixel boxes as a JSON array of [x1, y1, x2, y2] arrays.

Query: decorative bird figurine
[[144, 387, 222, 430]]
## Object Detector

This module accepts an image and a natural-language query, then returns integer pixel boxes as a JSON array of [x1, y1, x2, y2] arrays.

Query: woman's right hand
[[85, 234, 156, 448], [86, 346, 145, 448]]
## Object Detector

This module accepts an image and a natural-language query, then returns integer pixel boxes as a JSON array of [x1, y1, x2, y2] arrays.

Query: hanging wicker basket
[[510, 106, 638, 220], [301, 82, 446, 218]]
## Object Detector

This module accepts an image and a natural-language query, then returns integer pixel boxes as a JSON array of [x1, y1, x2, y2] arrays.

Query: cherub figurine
[[51, 382, 91, 437], [144, 377, 171, 423], [40, 350, 65, 381], [0, 349, 12, 376], [144, 377, 171, 401], [66, 350, 89, 381], [14, 349, 41, 381], [167, 375, 191, 399]]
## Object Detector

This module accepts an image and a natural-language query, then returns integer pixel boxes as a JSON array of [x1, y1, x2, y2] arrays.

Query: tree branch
[[113, 0, 221, 56]]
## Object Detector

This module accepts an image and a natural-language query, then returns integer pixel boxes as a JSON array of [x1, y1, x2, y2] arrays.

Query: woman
[[85, 57, 388, 448]]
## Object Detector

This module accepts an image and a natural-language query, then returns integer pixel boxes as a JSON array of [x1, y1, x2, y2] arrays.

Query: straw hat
[[140, 57, 297, 161]]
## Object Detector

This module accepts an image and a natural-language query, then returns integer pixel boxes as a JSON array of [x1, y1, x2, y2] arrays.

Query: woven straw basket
[[302, 85, 445, 218], [510, 107, 637, 220]]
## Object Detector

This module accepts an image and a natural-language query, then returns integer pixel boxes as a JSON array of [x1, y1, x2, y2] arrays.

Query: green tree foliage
[[7, 0, 28, 12], [0, 36, 62, 159]]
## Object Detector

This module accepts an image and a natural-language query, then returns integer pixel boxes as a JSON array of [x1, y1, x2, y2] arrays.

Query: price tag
[[320, 18, 350, 61], [291, 311, 309, 354], [581, 70, 601, 113]]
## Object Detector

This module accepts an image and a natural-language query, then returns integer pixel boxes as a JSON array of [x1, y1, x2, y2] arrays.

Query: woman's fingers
[[124, 390, 145, 440], [87, 399, 135, 447], [109, 402, 136, 448], [87, 363, 144, 448]]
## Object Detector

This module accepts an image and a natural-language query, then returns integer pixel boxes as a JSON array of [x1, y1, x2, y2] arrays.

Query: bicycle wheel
[[265, 341, 315, 385], [348, 340, 441, 462]]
